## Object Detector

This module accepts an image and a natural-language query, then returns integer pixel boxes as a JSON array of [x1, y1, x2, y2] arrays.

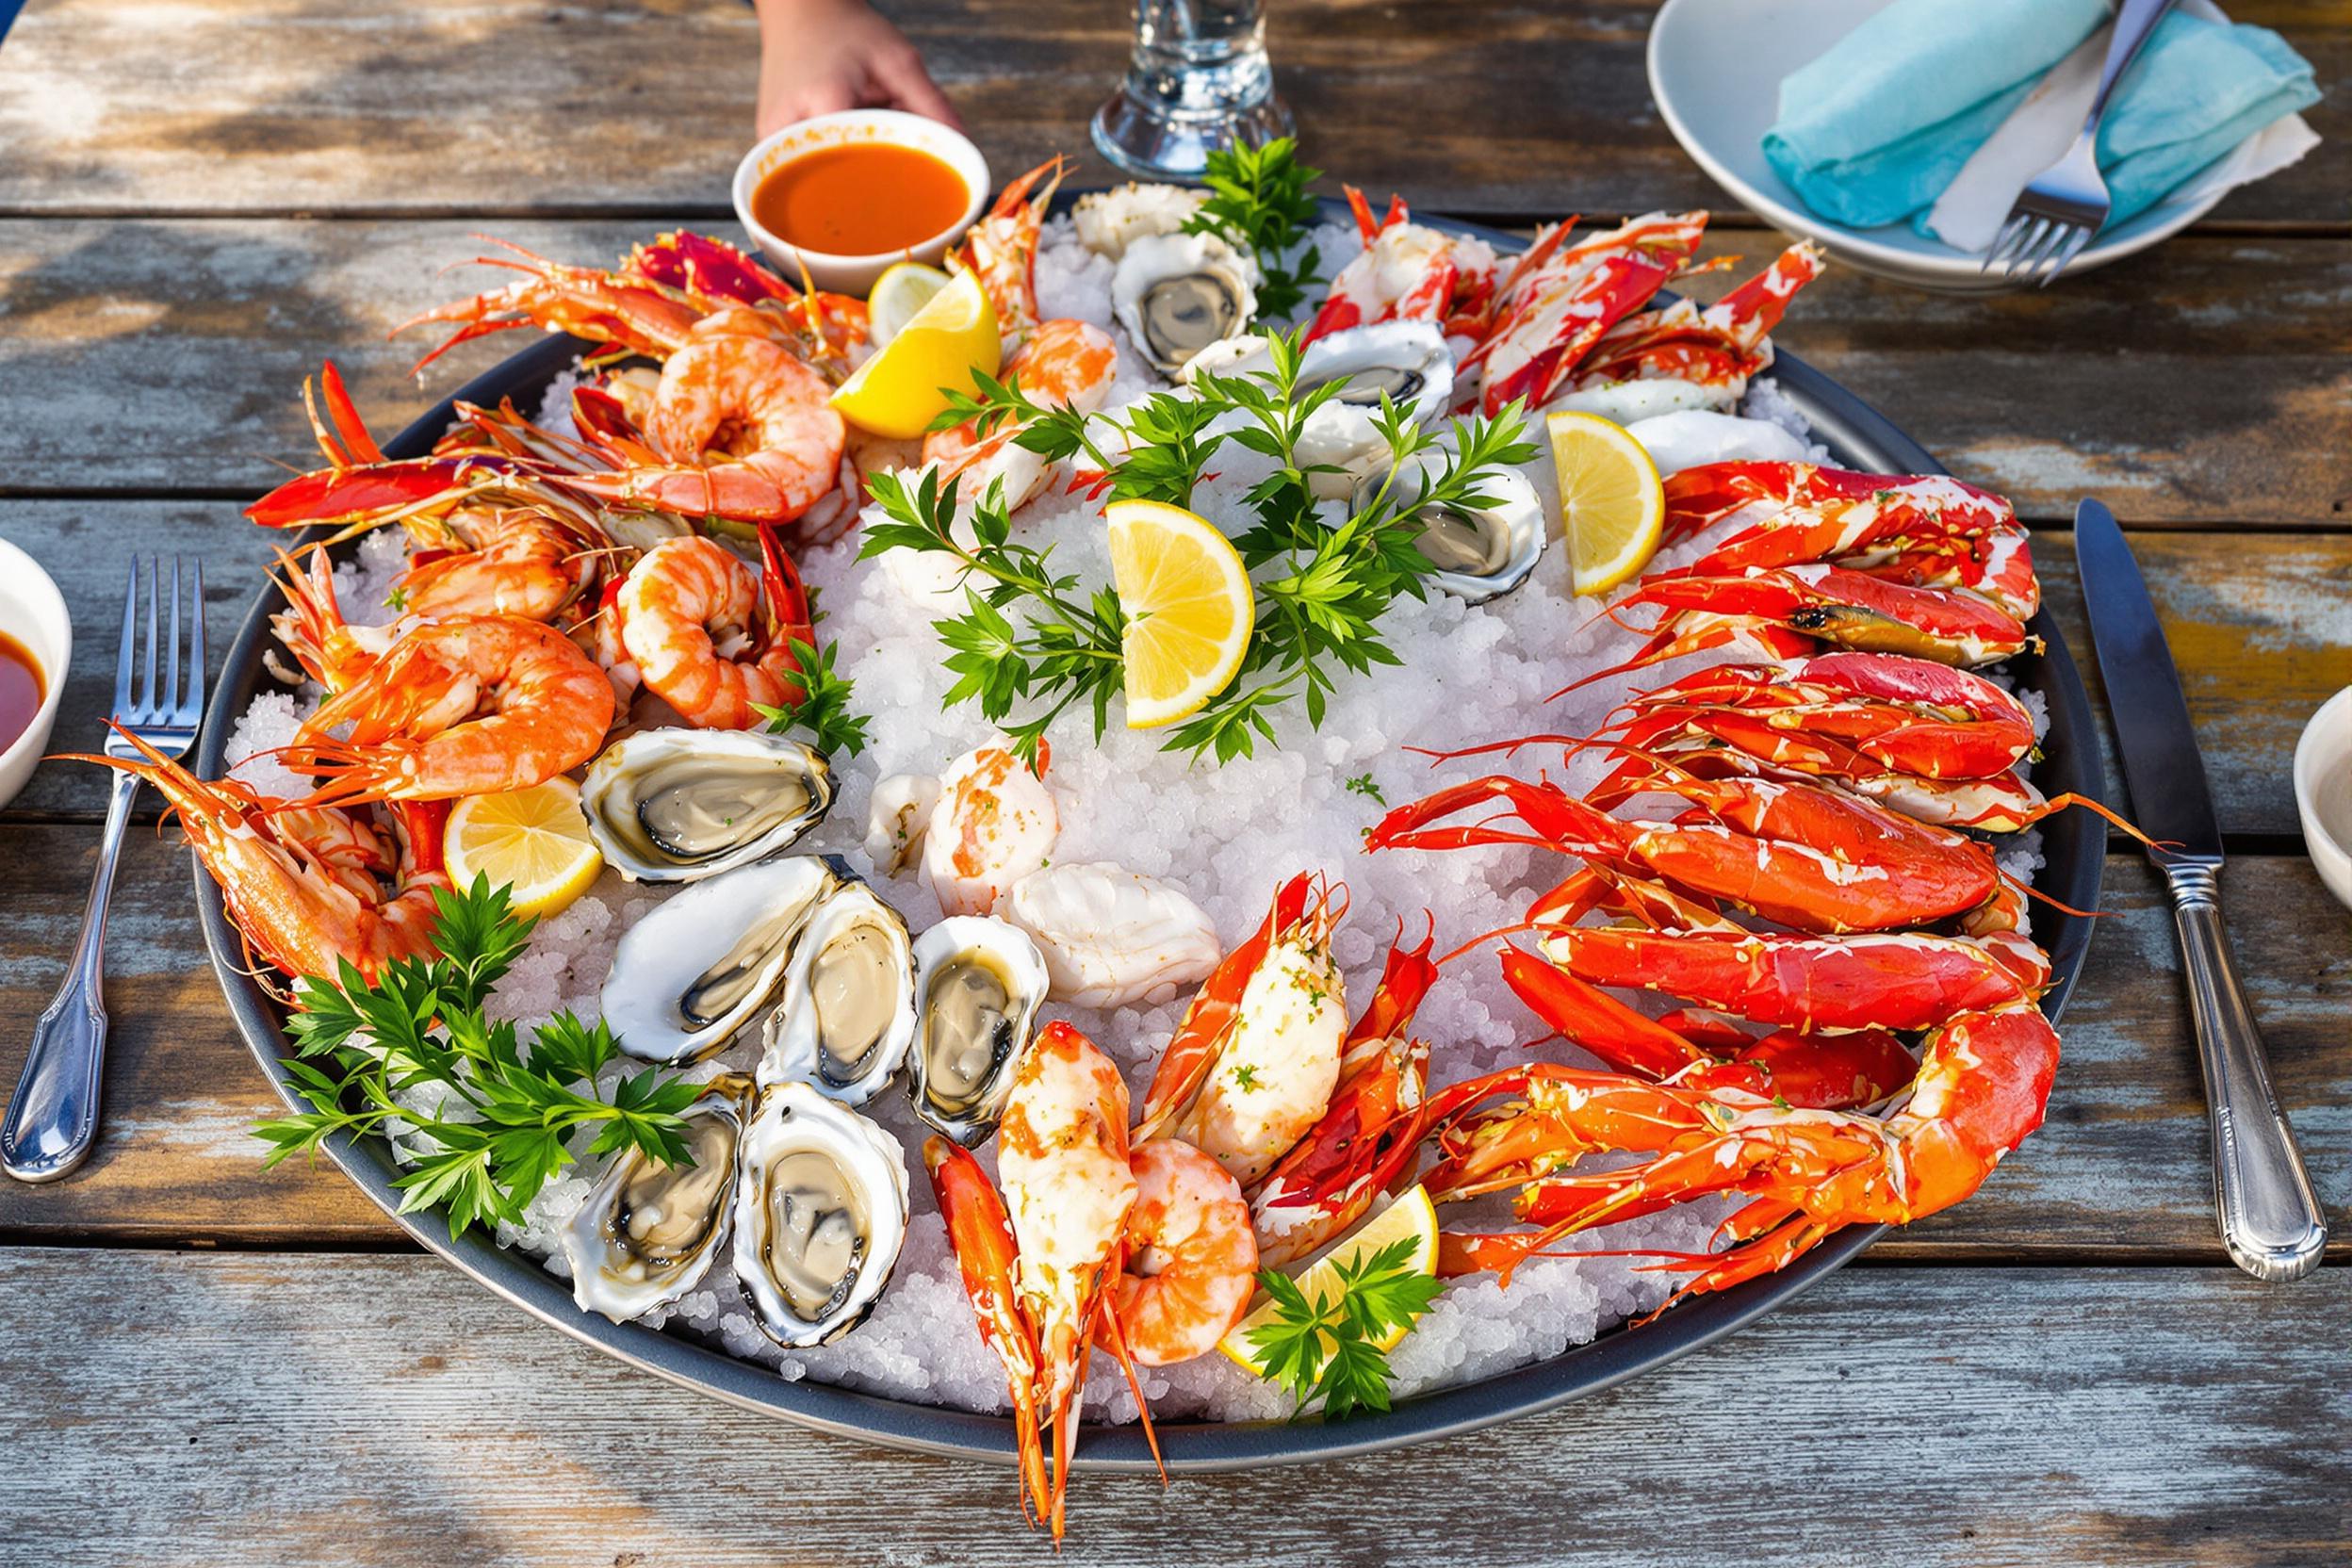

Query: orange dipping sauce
[[750, 142, 971, 257], [0, 630, 44, 756]]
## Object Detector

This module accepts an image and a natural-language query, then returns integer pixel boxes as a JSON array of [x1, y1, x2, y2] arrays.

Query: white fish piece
[[923, 743, 1059, 917], [1073, 182, 1208, 262], [861, 772, 940, 878], [998, 861, 1222, 1008], [1624, 409, 1808, 477]]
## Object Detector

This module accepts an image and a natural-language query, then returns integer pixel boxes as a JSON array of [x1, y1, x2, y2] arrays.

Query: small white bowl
[[2294, 686, 2352, 911], [732, 110, 990, 297], [0, 536, 72, 811]]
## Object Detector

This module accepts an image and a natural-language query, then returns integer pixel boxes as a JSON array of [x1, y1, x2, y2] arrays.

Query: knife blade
[[2072, 498, 2327, 1282], [2072, 498, 2222, 860]]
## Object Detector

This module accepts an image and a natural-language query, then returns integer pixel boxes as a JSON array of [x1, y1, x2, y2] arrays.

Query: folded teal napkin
[[2093, 13, 2319, 225], [1762, 0, 2322, 232]]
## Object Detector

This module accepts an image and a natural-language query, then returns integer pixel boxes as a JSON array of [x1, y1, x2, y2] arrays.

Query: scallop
[[603, 856, 839, 1064], [581, 727, 835, 883], [731, 1082, 909, 1348], [1111, 231, 1262, 376], [998, 862, 1221, 1009], [906, 917, 1050, 1146], [559, 1073, 754, 1322], [757, 880, 917, 1104], [1355, 448, 1546, 603]]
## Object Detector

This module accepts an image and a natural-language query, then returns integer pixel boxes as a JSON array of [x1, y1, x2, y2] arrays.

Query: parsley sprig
[[753, 586, 871, 759], [1184, 138, 1325, 324], [253, 876, 703, 1236], [1246, 1236, 1446, 1421], [875, 333, 1533, 769]]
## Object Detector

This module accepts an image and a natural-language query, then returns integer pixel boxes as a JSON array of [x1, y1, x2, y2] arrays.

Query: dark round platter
[[194, 198, 2105, 1472]]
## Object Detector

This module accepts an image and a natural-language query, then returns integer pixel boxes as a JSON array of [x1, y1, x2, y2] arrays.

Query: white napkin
[[1925, 0, 2320, 253]]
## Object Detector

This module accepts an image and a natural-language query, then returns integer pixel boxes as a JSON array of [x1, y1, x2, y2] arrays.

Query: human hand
[[755, 0, 961, 139]]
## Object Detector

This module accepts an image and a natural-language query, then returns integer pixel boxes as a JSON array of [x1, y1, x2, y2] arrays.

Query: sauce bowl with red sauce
[[732, 110, 990, 295], [0, 536, 72, 811]]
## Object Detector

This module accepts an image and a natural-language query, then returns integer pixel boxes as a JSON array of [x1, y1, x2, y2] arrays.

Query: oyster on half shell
[[603, 856, 839, 1064], [731, 1081, 910, 1348], [559, 1072, 755, 1323], [581, 727, 835, 883], [1356, 447, 1546, 604], [905, 916, 1049, 1146], [1111, 231, 1262, 376], [757, 879, 918, 1104], [1180, 322, 1456, 498]]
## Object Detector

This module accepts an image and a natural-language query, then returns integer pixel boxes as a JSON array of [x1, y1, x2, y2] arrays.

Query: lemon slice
[[1546, 410, 1666, 596], [866, 261, 952, 347], [1104, 498, 1255, 729], [828, 269, 1001, 440], [1218, 1185, 1441, 1375], [445, 777, 603, 920]]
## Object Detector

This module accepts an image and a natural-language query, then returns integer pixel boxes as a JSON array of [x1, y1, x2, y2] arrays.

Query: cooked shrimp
[[922, 318, 1119, 513], [582, 313, 848, 524], [995, 1021, 1139, 1532], [284, 613, 613, 806], [922, 742, 1059, 916], [269, 544, 394, 693], [72, 731, 448, 985], [952, 155, 1066, 350], [1114, 1138, 1258, 1366], [394, 505, 606, 625], [612, 528, 816, 730]]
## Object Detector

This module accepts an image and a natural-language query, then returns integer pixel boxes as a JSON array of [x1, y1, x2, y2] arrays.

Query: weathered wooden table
[[2, 1, 2346, 1561]]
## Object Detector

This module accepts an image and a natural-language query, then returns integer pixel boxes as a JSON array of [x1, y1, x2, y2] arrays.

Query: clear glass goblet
[[1090, 0, 1296, 182]]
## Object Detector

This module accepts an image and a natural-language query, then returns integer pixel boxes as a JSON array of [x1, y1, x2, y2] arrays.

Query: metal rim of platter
[[194, 197, 2106, 1471]]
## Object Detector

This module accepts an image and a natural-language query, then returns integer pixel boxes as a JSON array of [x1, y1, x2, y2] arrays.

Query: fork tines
[[1983, 211, 2096, 290], [109, 554, 208, 760]]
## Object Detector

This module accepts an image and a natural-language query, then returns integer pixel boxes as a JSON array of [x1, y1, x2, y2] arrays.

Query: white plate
[[1646, 0, 2231, 291]]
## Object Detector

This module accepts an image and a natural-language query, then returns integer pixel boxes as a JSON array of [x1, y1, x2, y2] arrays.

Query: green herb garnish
[[253, 875, 703, 1236], [1343, 773, 1385, 804], [1183, 137, 1326, 323], [874, 332, 1534, 769], [1246, 1236, 1446, 1422]]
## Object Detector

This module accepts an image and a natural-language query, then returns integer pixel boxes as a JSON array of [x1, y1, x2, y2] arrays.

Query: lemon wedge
[[1218, 1185, 1441, 1375], [828, 268, 1000, 439], [866, 261, 952, 348], [1104, 498, 1255, 729], [445, 777, 603, 920], [1546, 410, 1666, 596]]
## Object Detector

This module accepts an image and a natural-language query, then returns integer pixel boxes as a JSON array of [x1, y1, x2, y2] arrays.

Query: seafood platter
[[167, 148, 2106, 1528]]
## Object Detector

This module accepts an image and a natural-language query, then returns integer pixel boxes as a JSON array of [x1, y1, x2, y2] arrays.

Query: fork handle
[[2, 767, 139, 1183], [2083, 0, 2178, 132]]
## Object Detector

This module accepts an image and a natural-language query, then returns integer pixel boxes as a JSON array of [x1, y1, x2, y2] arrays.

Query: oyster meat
[[731, 1082, 910, 1348], [758, 879, 918, 1104], [998, 861, 1221, 1009], [560, 1073, 754, 1323], [604, 856, 839, 1064], [906, 916, 1050, 1145], [582, 727, 834, 883], [1357, 448, 1545, 603], [1111, 231, 1262, 376]]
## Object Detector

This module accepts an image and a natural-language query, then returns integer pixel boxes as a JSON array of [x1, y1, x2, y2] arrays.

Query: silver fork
[[1983, 0, 2179, 287], [2, 557, 206, 1183]]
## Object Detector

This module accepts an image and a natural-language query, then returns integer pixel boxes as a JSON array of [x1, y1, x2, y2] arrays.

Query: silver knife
[[2074, 498, 2328, 1282]]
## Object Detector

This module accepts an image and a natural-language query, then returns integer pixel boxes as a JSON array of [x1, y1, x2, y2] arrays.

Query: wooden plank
[[3, 219, 2347, 523], [0, 1247, 2341, 1566], [2, 0, 2344, 224], [8, 498, 2344, 832], [0, 830, 2340, 1261]]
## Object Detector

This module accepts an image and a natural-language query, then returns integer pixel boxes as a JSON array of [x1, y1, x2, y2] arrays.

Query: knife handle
[[2164, 861, 2329, 1282]]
